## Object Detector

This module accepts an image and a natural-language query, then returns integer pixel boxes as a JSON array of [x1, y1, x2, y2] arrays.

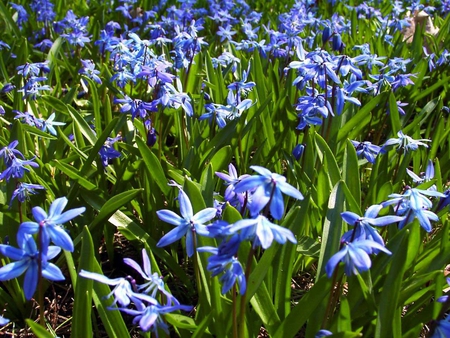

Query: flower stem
[[38, 223, 45, 327], [232, 284, 238, 338], [238, 246, 255, 337]]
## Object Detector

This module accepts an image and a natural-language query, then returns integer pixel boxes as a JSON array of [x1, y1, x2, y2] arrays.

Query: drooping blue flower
[[351, 140, 383, 164], [0, 157, 39, 181], [340, 205, 404, 247], [116, 297, 192, 334], [18, 197, 86, 252], [123, 249, 174, 302], [234, 166, 303, 219], [383, 130, 430, 153], [228, 215, 297, 249], [325, 239, 392, 278], [215, 163, 250, 209], [406, 160, 435, 184], [10, 182, 45, 207], [99, 135, 122, 167], [382, 187, 445, 232], [0, 140, 25, 166], [156, 188, 217, 257], [79, 59, 102, 84], [198, 234, 246, 294], [0, 233, 64, 300], [79, 270, 138, 307]]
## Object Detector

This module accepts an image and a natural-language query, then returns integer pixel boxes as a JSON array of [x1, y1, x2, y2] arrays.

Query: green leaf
[[72, 227, 94, 338], [85, 189, 142, 234], [343, 140, 361, 207], [315, 133, 341, 187], [25, 320, 56, 338], [316, 181, 346, 279], [375, 230, 409, 338], [273, 276, 332, 338], [136, 136, 170, 195], [388, 90, 401, 134], [67, 105, 97, 145]]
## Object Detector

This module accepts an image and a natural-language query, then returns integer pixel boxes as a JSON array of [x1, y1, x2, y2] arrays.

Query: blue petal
[[178, 189, 193, 220], [124, 257, 148, 279], [23, 262, 38, 300], [247, 184, 270, 216], [47, 246, 62, 260], [255, 217, 274, 249], [157, 210, 187, 226], [341, 212, 359, 225], [31, 206, 47, 223], [0, 245, 25, 260], [249, 165, 272, 177], [79, 270, 123, 285], [51, 207, 85, 225], [48, 197, 68, 219], [325, 248, 347, 277], [270, 188, 284, 220], [0, 260, 28, 280], [192, 208, 217, 224], [157, 226, 188, 248], [234, 175, 266, 193], [364, 204, 382, 218], [42, 263, 65, 281], [277, 182, 302, 201], [47, 226, 74, 252]]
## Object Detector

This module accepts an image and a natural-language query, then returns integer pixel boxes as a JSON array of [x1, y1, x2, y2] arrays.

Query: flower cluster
[[156, 165, 302, 294], [80, 249, 192, 335], [0, 197, 85, 299]]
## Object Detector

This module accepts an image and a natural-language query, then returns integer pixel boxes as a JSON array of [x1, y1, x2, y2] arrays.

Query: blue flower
[[79, 270, 138, 307], [10, 182, 45, 207], [18, 197, 86, 252], [42, 113, 65, 136], [123, 249, 174, 302], [198, 235, 246, 294], [0, 233, 64, 300], [0, 157, 39, 181], [340, 205, 404, 247], [99, 136, 122, 167], [382, 187, 445, 232], [79, 59, 102, 84], [157, 189, 217, 257], [431, 314, 450, 338], [383, 130, 430, 153], [215, 163, 250, 209], [234, 166, 303, 219], [351, 140, 383, 164], [228, 215, 297, 249], [325, 239, 392, 278], [117, 298, 192, 334]]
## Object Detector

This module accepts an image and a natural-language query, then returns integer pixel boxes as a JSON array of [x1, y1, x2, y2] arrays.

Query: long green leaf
[[72, 226, 94, 338]]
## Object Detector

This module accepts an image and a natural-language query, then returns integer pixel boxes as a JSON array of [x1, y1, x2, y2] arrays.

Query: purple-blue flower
[[234, 166, 303, 219], [0, 233, 64, 300], [325, 239, 392, 277]]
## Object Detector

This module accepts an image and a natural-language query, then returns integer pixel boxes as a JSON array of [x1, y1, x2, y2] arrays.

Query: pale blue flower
[[326, 239, 391, 277], [234, 166, 303, 219], [157, 189, 217, 257]]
